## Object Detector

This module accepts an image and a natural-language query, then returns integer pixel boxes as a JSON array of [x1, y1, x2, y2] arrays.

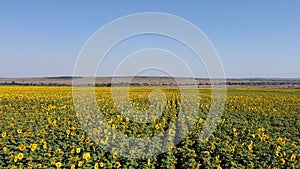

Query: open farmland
[[0, 86, 299, 168]]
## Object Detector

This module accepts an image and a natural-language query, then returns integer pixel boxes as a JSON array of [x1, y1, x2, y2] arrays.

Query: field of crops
[[0, 86, 299, 169]]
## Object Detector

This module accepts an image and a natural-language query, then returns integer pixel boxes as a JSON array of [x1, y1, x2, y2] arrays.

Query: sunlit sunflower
[[43, 142, 47, 149], [83, 152, 91, 161], [86, 137, 91, 143], [94, 162, 99, 169], [17, 129, 22, 134], [279, 158, 285, 165], [2, 131, 7, 138], [3, 147, 8, 153], [19, 145, 26, 151], [112, 153, 118, 159], [78, 161, 83, 167], [290, 154, 296, 161], [40, 129, 45, 134], [99, 162, 104, 167], [30, 143, 38, 151], [276, 145, 281, 151], [76, 148, 81, 154], [155, 124, 160, 130], [55, 162, 62, 168], [114, 162, 121, 169], [17, 153, 24, 160], [66, 129, 70, 135]]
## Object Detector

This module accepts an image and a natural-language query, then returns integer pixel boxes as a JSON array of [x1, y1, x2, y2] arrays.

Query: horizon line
[[0, 75, 300, 80]]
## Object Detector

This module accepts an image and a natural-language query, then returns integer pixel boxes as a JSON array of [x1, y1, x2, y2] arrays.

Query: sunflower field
[[0, 86, 299, 169]]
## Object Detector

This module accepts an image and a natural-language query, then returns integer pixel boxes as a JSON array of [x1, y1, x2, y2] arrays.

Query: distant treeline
[[1, 80, 300, 88], [0, 81, 68, 86]]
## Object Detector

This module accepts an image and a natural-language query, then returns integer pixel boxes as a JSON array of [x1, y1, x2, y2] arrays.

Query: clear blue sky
[[0, 1, 299, 78]]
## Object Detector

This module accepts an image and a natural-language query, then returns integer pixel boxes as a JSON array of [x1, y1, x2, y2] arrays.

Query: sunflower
[[83, 152, 91, 161], [55, 162, 62, 168], [43, 143, 47, 149], [71, 132, 76, 136], [290, 154, 296, 161], [248, 163, 254, 169], [46, 153, 51, 158], [279, 158, 285, 165], [78, 161, 83, 167], [76, 148, 81, 154], [112, 153, 118, 159], [215, 155, 220, 163], [94, 162, 99, 169], [56, 148, 62, 154], [66, 129, 70, 135], [155, 124, 160, 130], [17, 129, 22, 134], [2, 131, 7, 138], [276, 145, 281, 151], [112, 124, 117, 129], [203, 151, 210, 156], [17, 153, 24, 160], [290, 142, 296, 148], [247, 144, 252, 151], [86, 137, 91, 143], [19, 145, 26, 151], [30, 143, 38, 151], [79, 134, 85, 141], [147, 159, 151, 165], [114, 162, 121, 169], [40, 129, 45, 134]]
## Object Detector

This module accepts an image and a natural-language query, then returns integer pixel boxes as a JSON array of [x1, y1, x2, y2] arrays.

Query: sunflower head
[[279, 158, 285, 165]]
